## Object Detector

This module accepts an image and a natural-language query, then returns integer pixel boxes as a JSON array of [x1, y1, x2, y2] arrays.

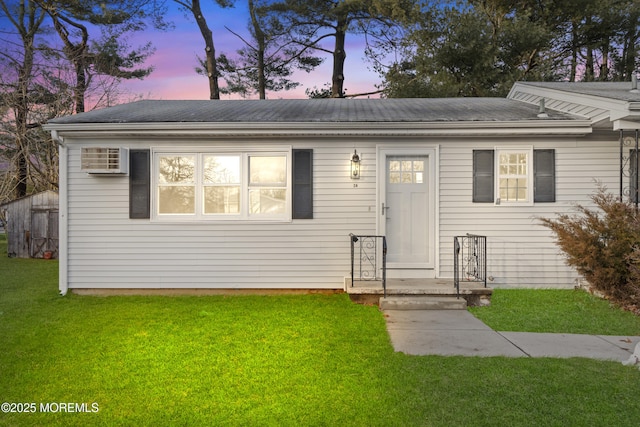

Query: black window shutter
[[630, 149, 638, 204], [292, 149, 313, 219], [534, 149, 556, 203], [473, 150, 494, 203], [129, 149, 151, 219]]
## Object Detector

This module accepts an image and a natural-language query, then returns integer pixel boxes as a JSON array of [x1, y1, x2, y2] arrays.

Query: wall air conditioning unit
[[81, 147, 128, 174]]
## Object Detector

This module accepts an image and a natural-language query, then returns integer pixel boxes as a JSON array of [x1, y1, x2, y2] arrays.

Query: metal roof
[[508, 81, 640, 130], [515, 81, 640, 102], [47, 97, 580, 125]]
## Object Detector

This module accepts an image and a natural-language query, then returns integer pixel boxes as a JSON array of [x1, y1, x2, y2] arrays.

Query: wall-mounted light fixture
[[350, 150, 361, 179]]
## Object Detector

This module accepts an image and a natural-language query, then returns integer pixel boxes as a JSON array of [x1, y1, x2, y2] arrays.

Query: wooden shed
[[1, 190, 59, 259]]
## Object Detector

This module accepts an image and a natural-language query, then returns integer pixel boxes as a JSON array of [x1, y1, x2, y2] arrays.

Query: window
[[248, 156, 287, 215], [473, 148, 555, 204], [388, 158, 425, 184], [130, 148, 312, 221], [203, 155, 240, 214], [153, 151, 290, 221], [158, 155, 196, 214], [497, 149, 531, 203]]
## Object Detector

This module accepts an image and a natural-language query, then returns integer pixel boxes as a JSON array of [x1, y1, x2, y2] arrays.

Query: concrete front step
[[379, 296, 467, 310]]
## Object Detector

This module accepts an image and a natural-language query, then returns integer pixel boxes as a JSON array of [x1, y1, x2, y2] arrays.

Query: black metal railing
[[619, 129, 639, 207], [454, 234, 487, 298], [350, 234, 387, 297]]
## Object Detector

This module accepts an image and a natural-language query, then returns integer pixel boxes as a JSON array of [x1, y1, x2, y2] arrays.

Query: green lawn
[[1, 234, 640, 426], [469, 288, 640, 335]]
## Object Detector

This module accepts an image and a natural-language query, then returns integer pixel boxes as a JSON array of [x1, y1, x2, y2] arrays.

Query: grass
[[1, 233, 640, 426], [469, 288, 640, 335]]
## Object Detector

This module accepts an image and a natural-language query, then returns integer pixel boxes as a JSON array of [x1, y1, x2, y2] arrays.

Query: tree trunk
[[13, 1, 42, 198], [257, 46, 266, 99], [585, 46, 594, 81], [15, 46, 30, 198], [192, 0, 220, 99], [14, 119, 28, 199], [331, 18, 348, 98], [74, 58, 87, 112], [599, 36, 609, 81], [584, 15, 594, 82], [249, 0, 266, 99], [621, 13, 640, 80], [49, 11, 89, 113], [570, 20, 578, 82]]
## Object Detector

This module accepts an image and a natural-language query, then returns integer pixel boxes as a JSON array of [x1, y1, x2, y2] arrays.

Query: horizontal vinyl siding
[[439, 134, 619, 288], [66, 140, 377, 289], [67, 131, 622, 290]]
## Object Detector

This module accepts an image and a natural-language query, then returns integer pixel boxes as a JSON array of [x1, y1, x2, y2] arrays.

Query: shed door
[[30, 209, 58, 258]]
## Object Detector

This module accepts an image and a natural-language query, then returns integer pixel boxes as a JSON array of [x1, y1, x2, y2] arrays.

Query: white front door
[[379, 148, 437, 274]]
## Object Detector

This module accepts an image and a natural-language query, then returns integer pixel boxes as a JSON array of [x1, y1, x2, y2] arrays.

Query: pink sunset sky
[[121, 2, 383, 100]]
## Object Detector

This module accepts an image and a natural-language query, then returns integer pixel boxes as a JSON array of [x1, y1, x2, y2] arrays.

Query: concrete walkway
[[384, 310, 640, 362]]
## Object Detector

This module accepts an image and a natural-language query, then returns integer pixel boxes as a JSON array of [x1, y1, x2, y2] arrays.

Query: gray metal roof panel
[[47, 98, 580, 125], [518, 82, 640, 102]]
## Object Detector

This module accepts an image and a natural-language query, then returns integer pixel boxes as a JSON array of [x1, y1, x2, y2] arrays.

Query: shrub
[[626, 247, 640, 313], [539, 184, 640, 312]]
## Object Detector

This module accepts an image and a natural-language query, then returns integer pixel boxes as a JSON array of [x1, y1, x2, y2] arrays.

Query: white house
[[44, 82, 640, 296]]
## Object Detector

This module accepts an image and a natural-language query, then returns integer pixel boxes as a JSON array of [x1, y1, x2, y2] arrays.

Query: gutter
[[44, 120, 593, 138], [628, 102, 640, 111], [613, 119, 640, 131]]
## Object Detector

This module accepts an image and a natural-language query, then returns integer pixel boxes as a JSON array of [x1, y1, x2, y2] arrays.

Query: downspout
[[630, 77, 639, 209], [620, 129, 624, 201], [51, 130, 69, 296]]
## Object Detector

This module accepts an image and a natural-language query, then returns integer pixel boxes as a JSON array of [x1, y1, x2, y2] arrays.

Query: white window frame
[[152, 147, 291, 222], [495, 146, 534, 206]]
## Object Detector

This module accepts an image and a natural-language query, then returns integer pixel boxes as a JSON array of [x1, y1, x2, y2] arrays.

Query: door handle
[[381, 203, 390, 215]]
